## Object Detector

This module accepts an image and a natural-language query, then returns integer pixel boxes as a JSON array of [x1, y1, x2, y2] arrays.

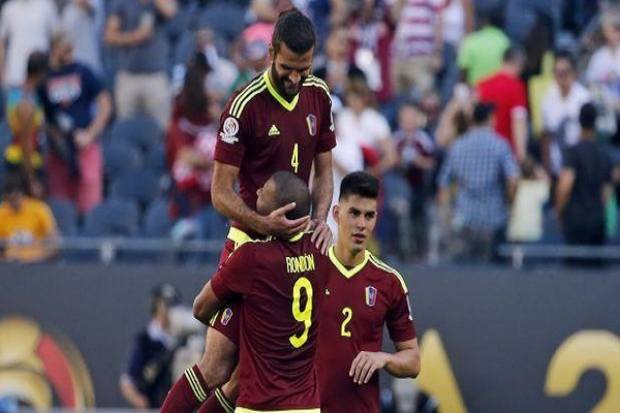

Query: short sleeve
[[213, 95, 251, 167], [210, 244, 255, 301], [37, 203, 57, 237], [457, 39, 471, 70], [562, 146, 577, 170], [316, 92, 337, 153], [125, 335, 146, 381], [80, 65, 103, 101], [386, 281, 417, 343], [500, 142, 519, 179]]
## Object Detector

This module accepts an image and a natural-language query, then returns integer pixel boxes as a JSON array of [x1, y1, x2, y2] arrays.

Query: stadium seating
[[48, 197, 78, 236], [83, 197, 140, 237], [143, 197, 174, 238], [111, 169, 162, 210], [102, 141, 143, 180], [109, 115, 162, 153]]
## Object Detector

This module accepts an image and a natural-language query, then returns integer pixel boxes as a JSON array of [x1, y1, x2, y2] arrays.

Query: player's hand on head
[[262, 202, 310, 238], [349, 351, 389, 385], [309, 220, 333, 255]]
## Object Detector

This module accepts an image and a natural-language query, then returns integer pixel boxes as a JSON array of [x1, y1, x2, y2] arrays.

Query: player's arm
[[193, 244, 254, 324], [349, 339, 420, 385], [310, 151, 334, 253], [211, 161, 309, 237], [192, 280, 223, 325]]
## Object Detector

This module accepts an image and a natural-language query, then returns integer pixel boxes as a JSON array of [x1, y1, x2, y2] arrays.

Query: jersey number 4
[[290, 276, 313, 348], [291, 143, 299, 174]]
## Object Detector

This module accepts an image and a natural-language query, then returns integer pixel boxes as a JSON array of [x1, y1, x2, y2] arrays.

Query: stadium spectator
[[228, 38, 270, 95], [389, 0, 444, 96], [507, 157, 550, 242], [394, 101, 436, 259], [457, 8, 509, 86], [478, 45, 528, 161], [0, 0, 58, 87], [120, 283, 181, 409], [556, 103, 613, 247], [337, 78, 396, 176], [586, 8, 620, 145], [438, 102, 519, 261], [38, 32, 112, 215], [105, 0, 178, 128], [61, 0, 104, 75], [166, 52, 226, 240], [541, 50, 590, 175], [435, 84, 472, 149], [347, 0, 394, 103], [313, 25, 364, 105], [4, 51, 48, 198], [0, 174, 58, 263]]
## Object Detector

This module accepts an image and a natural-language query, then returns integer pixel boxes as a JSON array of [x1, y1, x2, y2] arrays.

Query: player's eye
[[365, 212, 376, 220]]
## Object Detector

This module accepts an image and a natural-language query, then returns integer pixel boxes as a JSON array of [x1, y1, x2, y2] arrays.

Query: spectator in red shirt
[[477, 45, 528, 161], [166, 52, 226, 240]]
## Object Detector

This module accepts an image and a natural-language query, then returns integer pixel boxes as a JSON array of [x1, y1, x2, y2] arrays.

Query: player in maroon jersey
[[161, 9, 335, 413], [316, 171, 421, 413], [178, 171, 329, 413]]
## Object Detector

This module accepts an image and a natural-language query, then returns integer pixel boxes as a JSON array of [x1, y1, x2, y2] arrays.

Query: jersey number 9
[[290, 276, 313, 348]]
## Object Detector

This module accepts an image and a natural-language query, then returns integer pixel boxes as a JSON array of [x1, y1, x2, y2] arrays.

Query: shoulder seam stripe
[[368, 255, 409, 293], [229, 77, 265, 116], [232, 84, 267, 117], [303, 80, 331, 99]]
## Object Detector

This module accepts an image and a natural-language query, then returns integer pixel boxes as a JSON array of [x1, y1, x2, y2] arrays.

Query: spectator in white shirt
[[541, 50, 591, 175], [0, 0, 59, 87], [336, 78, 397, 176]]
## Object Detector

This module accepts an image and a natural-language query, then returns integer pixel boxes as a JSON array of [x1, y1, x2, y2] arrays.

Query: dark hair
[[472, 102, 495, 124], [339, 171, 379, 201], [27, 51, 48, 77], [180, 52, 211, 120], [553, 49, 576, 70], [150, 283, 181, 315], [579, 102, 597, 130], [503, 45, 526, 64], [271, 171, 311, 220], [3, 173, 25, 195], [272, 8, 316, 54]]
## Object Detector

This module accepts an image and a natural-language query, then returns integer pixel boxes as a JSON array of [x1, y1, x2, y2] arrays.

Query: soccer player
[[316, 171, 421, 413], [161, 8, 335, 412], [187, 171, 330, 413]]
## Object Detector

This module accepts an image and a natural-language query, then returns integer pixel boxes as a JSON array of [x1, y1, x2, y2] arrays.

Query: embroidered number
[[290, 276, 313, 348], [341, 307, 353, 337]]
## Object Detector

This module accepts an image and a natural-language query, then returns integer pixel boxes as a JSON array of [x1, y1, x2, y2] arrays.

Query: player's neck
[[334, 242, 366, 268]]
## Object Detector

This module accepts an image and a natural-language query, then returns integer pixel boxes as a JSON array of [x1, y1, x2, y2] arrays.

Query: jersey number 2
[[291, 143, 299, 174], [290, 276, 313, 348], [341, 307, 353, 337]]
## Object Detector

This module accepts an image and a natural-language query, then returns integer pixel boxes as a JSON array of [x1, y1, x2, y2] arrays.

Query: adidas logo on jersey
[[268, 124, 280, 136]]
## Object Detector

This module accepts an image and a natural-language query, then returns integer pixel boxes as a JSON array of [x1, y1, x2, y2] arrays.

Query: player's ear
[[332, 204, 339, 224], [269, 44, 276, 60]]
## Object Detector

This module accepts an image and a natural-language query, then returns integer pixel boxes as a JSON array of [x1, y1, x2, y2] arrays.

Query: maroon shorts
[[209, 238, 242, 345]]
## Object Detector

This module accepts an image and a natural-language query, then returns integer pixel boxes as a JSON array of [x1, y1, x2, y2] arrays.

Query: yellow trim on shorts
[[235, 408, 320, 413]]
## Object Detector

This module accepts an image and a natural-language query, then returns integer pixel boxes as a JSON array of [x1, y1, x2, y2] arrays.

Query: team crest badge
[[365, 286, 377, 307], [306, 114, 317, 136], [221, 307, 233, 326], [219, 117, 239, 144]]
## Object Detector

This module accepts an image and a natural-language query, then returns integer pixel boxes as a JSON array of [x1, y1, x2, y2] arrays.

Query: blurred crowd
[[0, 0, 620, 264]]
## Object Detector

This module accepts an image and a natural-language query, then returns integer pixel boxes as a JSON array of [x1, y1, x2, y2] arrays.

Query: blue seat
[[83, 198, 139, 237], [111, 169, 162, 209], [110, 115, 162, 153], [199, 2, 246, 42], [48, 198, 78, 236], [143, 197, 174, 238], [103, 142, 143, 179]]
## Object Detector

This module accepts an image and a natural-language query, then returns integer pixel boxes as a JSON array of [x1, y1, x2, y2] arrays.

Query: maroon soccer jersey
[[316, 247, 417, 413], [210, 233, 331, 411], [214, 72, 336, 232]]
